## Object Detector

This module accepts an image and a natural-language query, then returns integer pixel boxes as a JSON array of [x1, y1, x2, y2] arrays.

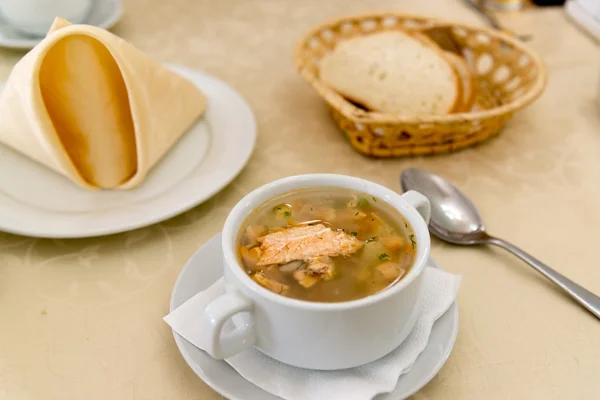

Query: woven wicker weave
[[294, 13, 548, 157]]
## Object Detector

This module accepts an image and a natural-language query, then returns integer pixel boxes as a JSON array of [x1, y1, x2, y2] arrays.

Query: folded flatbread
[[0, 17, 207, 190]]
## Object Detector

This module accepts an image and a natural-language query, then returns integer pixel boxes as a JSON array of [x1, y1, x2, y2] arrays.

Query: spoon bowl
[[400, 168, 487, 244], [400, 167, 600, 320]]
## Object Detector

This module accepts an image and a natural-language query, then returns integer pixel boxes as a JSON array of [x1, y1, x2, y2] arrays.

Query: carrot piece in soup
[[253, 272, 290, 294], [240, 246, 263, 271], [353, 211, 367, 221], [381, 236, 406, 252], [356, 213, 381, 236]]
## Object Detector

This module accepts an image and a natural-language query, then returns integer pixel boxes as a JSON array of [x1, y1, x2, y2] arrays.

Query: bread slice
[[409, 31, 476, 113], [444, 52, 476, 112], [409, 31, 440, 49], [319, 31, 460, 116], [408, 32, 467, 113]]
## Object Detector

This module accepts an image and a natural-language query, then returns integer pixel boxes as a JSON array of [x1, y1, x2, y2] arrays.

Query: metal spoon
[[400, 168, 600, 320]]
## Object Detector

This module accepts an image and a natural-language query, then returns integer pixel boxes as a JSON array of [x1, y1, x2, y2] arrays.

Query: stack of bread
[[319, 30, 476, 116]]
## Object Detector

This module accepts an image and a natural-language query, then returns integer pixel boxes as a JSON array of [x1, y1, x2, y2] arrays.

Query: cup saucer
[[169, 233, 459, 400], [0, 0, 122, 50]]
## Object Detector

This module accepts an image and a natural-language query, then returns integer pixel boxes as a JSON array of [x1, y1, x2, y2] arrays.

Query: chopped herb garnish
[[366, 237, 377, 242], [378, 253, 390, 261], [357, 198, 369, 208], [371, 218, 375, 222], [404, 222, 408, 228], [355, 211, 359, 216], [283, 211, 292, 218], [409, 234, 416, 250], [372, 196, 377, 202], [350, 231, 357, 236]]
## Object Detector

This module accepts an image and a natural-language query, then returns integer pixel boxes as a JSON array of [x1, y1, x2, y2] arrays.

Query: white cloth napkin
[[164, 267, 461, 400]]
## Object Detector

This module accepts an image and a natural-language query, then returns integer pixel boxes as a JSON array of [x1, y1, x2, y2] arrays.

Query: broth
[[237, 188, 417, 303]]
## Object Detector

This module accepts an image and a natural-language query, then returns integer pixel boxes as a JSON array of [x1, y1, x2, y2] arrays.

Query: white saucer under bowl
[[0, 0, 123, 50], [170, 233, 459, 400], [0, 65, 256, 238]]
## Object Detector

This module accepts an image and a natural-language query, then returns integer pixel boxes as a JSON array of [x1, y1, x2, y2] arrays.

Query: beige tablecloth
[[1, 1, 600, 399]]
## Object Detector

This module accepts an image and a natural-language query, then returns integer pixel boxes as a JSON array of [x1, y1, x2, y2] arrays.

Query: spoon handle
[[486, 236, 600, 319]]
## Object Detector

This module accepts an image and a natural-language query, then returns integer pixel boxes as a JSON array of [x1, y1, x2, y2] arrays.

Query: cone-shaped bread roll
[[0, 18, 207, 190]]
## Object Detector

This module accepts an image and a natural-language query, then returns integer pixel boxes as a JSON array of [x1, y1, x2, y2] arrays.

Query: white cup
[[0, 0, 92, 37], [202, 174, 432, 370]]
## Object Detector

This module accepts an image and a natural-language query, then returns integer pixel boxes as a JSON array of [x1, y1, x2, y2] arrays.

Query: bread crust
[[409, 32, 463, 113]]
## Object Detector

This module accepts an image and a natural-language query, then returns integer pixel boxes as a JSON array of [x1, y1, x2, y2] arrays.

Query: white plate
[[0, 0, 123, 49], [170, 233, 459, 400], [0, 65, 256, 238]]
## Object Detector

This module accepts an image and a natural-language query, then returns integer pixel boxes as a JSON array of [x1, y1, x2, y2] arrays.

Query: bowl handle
[[401, 190, 431, 224], [202, 285, 256, 359]]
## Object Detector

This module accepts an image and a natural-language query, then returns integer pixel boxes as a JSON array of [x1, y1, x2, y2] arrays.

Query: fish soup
[[237, 188, 417, 303]]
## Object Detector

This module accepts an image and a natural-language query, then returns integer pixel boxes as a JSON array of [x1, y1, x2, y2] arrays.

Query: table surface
[[1, 1, 600, 399]]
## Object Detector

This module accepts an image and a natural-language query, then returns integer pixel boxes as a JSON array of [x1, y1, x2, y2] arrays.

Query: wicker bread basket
[[294, 13, 548, 157]]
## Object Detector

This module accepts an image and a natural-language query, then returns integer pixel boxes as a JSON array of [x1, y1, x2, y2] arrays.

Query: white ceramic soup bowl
[[202, 174, 431, 370]]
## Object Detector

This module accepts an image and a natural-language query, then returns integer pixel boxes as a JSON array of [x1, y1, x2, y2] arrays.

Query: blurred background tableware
[[0, 0, 92, 36], [295, 13, 547, 158], [0, 0, 122, 49], [400, 168, 600, 320], [566, 0, 600, 41], [484, 0, 525, 11], [531, 0, 566, 5], [462, 0, 532, 39]]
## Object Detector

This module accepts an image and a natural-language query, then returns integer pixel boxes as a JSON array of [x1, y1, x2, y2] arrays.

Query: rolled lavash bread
[[319, 31, 461, 116], [0, 17, 207, 190], [39, 32, 138, 188]]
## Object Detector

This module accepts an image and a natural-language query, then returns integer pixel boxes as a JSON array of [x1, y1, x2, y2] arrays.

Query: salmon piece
[[293, 256, 335, 287], [293, 269, 320, 288], [306, 256, 335, 280], [257, 224, 363, 266], [252, 271, 290, 294]]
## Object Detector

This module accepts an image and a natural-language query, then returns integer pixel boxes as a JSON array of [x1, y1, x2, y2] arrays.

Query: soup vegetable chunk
[[237, 188, 417, 303]]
